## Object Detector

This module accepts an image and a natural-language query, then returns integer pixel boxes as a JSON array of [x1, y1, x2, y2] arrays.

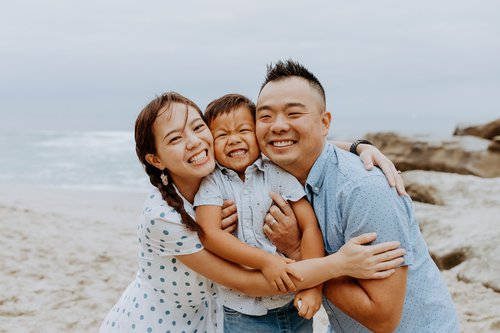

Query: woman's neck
[[171, 177, 202, 204]]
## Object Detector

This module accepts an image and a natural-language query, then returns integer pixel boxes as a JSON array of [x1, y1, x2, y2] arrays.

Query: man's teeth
[[229, 149, 246, 157], [189, 150, 207, 163], [272, 140, 294, 147]]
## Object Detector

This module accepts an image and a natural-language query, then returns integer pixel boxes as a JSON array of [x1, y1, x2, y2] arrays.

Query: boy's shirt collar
[[216, 156, 266, 177]]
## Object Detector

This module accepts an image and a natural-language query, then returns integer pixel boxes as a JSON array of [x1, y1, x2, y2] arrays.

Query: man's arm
[[324, 267, 408, 333]]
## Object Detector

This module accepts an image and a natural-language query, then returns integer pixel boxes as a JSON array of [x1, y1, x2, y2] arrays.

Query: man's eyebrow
[[256, 102, 306, 112]]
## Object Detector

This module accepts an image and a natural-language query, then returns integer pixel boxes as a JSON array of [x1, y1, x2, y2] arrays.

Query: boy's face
[[209, 106, 261, 176]]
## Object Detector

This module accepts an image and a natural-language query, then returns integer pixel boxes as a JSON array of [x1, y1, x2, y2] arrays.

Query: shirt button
[[315, 187, 319, 191]]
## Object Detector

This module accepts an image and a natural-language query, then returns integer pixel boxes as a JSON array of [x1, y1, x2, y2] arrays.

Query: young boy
[[194, 94, 324, 333]]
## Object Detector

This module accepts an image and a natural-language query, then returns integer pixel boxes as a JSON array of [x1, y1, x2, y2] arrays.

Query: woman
[[99, 92, 405, 333]]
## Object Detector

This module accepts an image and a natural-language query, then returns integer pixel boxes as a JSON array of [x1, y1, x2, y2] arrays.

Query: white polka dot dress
[[100, 188, 220, 333]]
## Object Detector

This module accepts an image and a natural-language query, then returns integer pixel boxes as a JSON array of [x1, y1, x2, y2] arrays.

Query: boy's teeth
[[273, 140, 294, 147], [229, 149, 246, 157], [189, 150, 207, 163]]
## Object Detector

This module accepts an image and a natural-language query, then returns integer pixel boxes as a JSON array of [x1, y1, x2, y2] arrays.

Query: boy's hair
[[204, 94, 256, 127], [259, 59, 326, 107]]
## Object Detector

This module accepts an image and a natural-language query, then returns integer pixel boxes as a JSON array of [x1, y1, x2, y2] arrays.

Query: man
[[255, 60, 459, 332]]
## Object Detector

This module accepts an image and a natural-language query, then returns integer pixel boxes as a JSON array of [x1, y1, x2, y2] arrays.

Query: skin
[[256, 77, 408, 332], [197, 106, 325, 314], [143, 101, 406, 301]]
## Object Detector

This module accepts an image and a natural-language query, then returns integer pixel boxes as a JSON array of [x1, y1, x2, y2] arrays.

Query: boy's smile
[[209, 106, 261, 179]]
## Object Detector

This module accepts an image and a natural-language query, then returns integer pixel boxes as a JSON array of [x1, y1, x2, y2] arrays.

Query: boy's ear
[[145, 153, 164, 170]]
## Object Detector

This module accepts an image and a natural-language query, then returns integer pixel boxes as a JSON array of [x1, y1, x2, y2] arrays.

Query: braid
[[145, 164, 202, 234], [136, 91, 206, 235]]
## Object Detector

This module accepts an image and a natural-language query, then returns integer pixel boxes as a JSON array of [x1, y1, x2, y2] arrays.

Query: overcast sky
[[1, 0, 499, 138]]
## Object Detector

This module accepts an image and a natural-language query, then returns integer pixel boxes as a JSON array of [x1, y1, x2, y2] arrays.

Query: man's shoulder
[[327, 146, 386, 187]]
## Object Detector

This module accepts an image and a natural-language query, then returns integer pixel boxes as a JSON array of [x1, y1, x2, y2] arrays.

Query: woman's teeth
[[189, 150, 207, 164]]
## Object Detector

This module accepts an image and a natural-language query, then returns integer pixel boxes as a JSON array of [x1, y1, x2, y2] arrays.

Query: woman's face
[[148, 103, 215, 187]]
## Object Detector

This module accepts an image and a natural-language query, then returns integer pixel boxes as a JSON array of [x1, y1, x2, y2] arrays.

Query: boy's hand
[[294, 287, 322, 319], [261, 254, 303, 292]]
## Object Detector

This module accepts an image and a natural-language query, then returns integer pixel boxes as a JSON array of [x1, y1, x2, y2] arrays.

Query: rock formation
[[364, 132, 500, 178]]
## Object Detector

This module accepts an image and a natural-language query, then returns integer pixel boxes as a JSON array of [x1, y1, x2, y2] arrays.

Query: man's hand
[[357, 144, 407, 196], [263, 192, 301, 260], [221, 200, 237, 233]]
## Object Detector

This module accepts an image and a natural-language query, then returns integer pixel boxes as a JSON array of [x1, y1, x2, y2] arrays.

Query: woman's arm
[[196, 204, 302, 291], [176, 232, 406, 297]]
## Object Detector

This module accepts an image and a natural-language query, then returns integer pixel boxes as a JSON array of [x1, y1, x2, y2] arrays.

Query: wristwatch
[[349, 139, 373, 155]]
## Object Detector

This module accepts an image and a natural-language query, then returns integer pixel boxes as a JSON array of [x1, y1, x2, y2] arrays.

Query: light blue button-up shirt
[[306, 143, 459, 333], [194, 157, 305, 315]]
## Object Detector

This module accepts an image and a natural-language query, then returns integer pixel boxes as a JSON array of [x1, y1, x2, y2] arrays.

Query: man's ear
[[321, 111, 332, 137], [145, 153, 164, 170]]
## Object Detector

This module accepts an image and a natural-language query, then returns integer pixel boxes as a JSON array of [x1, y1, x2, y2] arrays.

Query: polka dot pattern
[[99, 188, 220, 333]]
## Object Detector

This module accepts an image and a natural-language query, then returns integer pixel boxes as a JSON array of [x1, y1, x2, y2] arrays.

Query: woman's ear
[[145, 153, 164, 170]]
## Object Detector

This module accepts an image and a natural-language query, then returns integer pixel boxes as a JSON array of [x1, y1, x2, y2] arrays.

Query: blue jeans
[[223, 301, 313, 333]]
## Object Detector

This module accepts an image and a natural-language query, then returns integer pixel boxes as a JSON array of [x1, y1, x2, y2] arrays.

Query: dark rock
[[454, 118, 500, 140]]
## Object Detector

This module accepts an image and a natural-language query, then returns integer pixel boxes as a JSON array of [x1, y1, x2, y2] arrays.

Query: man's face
[[255, 77, 331, 182]]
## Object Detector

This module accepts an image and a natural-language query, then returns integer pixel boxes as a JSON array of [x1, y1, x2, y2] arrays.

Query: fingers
[[373, 248, 406, 262], [370, 241, 401, 255], [379, 162, 397, 187], [371, 268, 396, 279], [363, 157, 374, 171], [275, 278, 287, 293], [221, 201, 237, 221], [395, 173, 408, 196], [285, 266, 304, 282], [375, 257, 405, 271], [281, 273, 297, 292], [269, 192, 293, 216], [263, 223, 274, 239], [350, 232, 377, 245]]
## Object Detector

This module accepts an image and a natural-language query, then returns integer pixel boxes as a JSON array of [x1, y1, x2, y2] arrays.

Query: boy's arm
[[289, 197, 325, 318], [195, 205, 302, 292], [324, 267, 407, 333]]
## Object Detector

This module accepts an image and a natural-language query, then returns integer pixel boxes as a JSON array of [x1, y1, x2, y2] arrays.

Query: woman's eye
[[194, 124, 205, 131], [169, 136, 182, 143]]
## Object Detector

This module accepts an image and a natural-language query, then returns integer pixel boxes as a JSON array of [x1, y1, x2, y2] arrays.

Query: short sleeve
[[268, 163, 305, 202], [341, 175, 414, 266], [193, 172, 224, 207], [143, 206, 204, 256]]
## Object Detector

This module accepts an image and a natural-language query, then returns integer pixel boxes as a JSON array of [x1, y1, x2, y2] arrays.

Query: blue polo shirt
[[305, 143, 459, 333]]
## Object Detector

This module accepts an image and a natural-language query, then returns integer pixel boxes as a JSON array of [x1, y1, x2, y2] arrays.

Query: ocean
[[0, 131, 149, 192], [0, 114, 482, 192]]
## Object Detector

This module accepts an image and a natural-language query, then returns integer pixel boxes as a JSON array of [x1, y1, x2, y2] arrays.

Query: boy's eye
[[215, 133, 226, 139]]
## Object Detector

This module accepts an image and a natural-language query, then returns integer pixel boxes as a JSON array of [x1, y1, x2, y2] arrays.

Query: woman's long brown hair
[[135, 91, 203, 233]]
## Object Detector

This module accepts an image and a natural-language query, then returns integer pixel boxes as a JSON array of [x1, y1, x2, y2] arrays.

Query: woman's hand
[[335, 232, 406, 279], [357, 144, 407, 196], [221, 199, 238, 233]]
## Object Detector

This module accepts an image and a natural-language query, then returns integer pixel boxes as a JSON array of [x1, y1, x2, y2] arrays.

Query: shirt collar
[[305, 143, 337, 194], [217, 156, 265, 177]]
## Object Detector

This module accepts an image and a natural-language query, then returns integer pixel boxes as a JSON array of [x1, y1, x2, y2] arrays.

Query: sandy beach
[[1, 180, 499, 332]]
